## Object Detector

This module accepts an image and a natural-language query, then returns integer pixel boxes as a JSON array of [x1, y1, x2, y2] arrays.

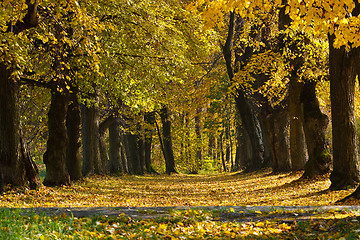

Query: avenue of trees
[[2, 0, 360, 201]]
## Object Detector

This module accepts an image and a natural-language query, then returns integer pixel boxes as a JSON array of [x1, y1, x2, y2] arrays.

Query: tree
[[0, 0, 40, 190], [144, 111, 157, 174], [159, 107, 177, 174], [222, 11, 265, 171], [191, 0, 360, 188], [66, 89, 82, 181], [328, 34, 360, 189], [301, 80, 332, 178], [278, 0, 307, 171], [81, 94, 103, 176]]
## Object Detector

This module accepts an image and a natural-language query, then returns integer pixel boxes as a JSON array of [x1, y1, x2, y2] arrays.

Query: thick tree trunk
[[20, 128, 40, 190], [301, 81, 331, 178], [0, 1, 39, 191], [124, 132, 142, 175], [81, 96, 103, 176], [66, 90, 82, 181], [222, 12, 264, 171], [264, 105, 291, 173], [234, 91, 265, 171], [43, 90, 71, 186], [108, 118, 124, 174], [278, 0, 307, 171], [329, 35, 360, 190], [159, 107, 177, 174], [0, 63, 24, 190], [99, 116, 115, 174], [289, 79, 307, 170], [0, 65, 40, 190]]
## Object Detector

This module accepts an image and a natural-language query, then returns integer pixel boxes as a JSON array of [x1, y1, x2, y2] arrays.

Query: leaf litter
[[1, 168, 360, 239]]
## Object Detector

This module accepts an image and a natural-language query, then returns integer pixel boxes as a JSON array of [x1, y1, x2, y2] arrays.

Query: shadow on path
[[15, 205, 360, 223]]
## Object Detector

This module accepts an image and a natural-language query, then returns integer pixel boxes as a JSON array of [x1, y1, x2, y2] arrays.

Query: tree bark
[[222, 11, 265, 171], [289, 79, 307, 170], [329, 34, 360, 190], [301, 80, 331, 178], [43, 90, 71, 186], [99, 116, 116, 174], [234, 91, 265, 171], [144, 112, 157, 173], [208, 134, 215, 162], [159, 106, 177, 174], [20, 128, 40, 190], [108, 118, 124, 174], [136, 119, 146, 174], [0, 64, 23, 190], [219, 133, 227, 172], [137, 133, 146, 174], [66, 90, 82, 181], [195, 108, 202, 172], [278, 0, 307, 171], [81, 95, 103, 176], [124, 132, 143, 175], [233, 120, 242, 171], [263, 104, 291, 173], [0, 0, 39, 191]]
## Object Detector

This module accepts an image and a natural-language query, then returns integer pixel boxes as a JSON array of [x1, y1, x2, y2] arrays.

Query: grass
[[2, 207, 360, 239]]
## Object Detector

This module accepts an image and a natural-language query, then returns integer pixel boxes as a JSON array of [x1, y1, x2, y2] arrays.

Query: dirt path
[[18, 205, 360, 222]]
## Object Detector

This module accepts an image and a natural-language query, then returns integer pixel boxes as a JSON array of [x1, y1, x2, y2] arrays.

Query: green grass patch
[[1, 208, 360, 239]]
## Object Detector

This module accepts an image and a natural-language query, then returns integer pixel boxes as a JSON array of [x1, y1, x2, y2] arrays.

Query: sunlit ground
[[0, 169, 356, 208]]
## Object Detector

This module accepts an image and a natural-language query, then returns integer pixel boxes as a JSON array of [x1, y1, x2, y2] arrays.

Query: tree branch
[[9, 0, 39, 34]]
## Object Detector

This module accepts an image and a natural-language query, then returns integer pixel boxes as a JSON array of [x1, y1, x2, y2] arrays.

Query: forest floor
[[2, 169, 360, 239]]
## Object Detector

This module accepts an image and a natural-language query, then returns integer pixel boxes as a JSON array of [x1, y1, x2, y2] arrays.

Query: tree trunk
[[195, 108, 202, 172], [136, 119, 146, 174], [144, 112, 157, 173], [0, 1, 39, 191], [137, 133, 146, 174], [99, 116, 115, 174], [20, 128, 40, 190], [0, 65, 40, 190], [109, 118, 124, 174], [225, 122, 230, 165], [301, 80, 331, 178], [233, 120, 242, 171], [81, 96, 103, 176], [0, 63, 24, 190], [124, 132, 142, 175], [222, 11, 265, 171], [278, 0, 307, 171], [234, 91, 265, 171], [43, 90, 71, 186], [99, 116, 116, 173], [289, 78, 307, 170], [159, 107, 177, 174], [264, 104, 291, 173], [234, 123, 253, 170], [329, 34, 360, 190], [208, 134, 215, 161], [219, 133, 227, 172], [66, 90, 82, 181]]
